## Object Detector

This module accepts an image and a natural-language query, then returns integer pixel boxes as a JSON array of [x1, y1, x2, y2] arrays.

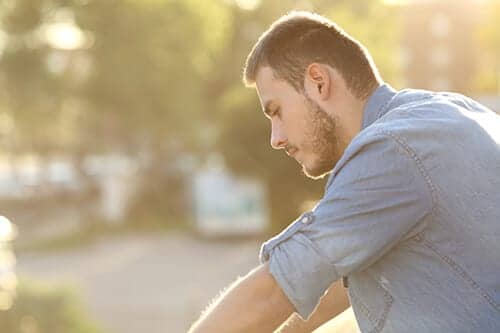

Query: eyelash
[[271, 108, 281, 118]]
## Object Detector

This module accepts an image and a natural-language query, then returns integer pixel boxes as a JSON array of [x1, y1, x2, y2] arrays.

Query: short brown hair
[[243, 11, 381, 99]]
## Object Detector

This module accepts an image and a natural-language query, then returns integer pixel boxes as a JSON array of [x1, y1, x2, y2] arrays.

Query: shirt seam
[[376, 129, 438, 217], [374, 93, 397, 121], [350, 282, 393, 333], [413, 234, 500, 313]]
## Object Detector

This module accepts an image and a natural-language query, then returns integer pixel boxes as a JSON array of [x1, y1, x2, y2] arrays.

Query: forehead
[[255, 66, 297, 109]]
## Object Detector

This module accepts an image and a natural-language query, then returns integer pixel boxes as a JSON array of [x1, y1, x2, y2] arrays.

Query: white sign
[[192, 165, 268, 236]]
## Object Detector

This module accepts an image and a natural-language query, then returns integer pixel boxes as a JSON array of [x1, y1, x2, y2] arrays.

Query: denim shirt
[[259, 84, 500, 332]]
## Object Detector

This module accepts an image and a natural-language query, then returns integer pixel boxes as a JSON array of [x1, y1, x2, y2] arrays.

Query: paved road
[[16, 232, 262, 333]]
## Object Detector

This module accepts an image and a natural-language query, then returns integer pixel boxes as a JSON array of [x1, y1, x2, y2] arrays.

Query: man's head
[[243, 11, 381, 179]]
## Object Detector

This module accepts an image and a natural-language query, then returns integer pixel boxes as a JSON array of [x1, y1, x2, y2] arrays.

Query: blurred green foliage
[[0, 280, 104, 333], [475, 0, 500, 93], [0, 0, 498, 232]]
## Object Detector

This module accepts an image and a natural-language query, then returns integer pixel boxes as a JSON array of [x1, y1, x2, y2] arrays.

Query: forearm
[[276, 280, 350, 333], [189, 263, 294, 333]]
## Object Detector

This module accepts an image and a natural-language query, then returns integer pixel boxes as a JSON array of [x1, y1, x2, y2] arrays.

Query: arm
[[189, 263, 295, 333], [256, 133, 432, 322], [276, 280, 350, 333], [314, 307, 360, 333]]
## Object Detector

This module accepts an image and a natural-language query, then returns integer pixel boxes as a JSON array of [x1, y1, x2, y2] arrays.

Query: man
[[189, 11, 500, 332]]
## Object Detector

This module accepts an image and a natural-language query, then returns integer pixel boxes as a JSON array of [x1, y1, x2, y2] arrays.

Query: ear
[[304, 63, 331, 100]]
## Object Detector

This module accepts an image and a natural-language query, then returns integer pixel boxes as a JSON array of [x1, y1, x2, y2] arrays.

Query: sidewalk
[[16, 232, 261, 333]]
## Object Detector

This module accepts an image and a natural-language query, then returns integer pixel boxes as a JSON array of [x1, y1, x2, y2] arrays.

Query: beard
[[298, 95, 342, 179]]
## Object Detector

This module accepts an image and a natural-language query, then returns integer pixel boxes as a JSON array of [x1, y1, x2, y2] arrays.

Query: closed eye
[[269, 107, 281, 119]]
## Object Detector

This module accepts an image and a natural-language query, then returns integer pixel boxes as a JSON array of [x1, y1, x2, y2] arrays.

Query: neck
[[346, 82, 382, 139], [333, 94, 368, 149]]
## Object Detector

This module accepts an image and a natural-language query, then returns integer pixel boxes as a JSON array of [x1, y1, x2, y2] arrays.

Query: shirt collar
[[324, 84, 398, 188], [361, 84, 397, 130]]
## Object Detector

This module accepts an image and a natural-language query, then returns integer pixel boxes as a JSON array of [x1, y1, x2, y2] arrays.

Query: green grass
[[0, 279, 106, 333]]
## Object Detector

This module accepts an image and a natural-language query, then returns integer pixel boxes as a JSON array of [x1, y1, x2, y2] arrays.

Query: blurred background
[[0, 0, 499, 332]]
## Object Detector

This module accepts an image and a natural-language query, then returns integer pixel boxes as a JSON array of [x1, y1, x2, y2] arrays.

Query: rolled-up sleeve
[[259, 131, 434, 319]]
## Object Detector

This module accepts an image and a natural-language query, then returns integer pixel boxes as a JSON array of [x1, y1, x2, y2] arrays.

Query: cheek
[[298, 119, 319, 145], [289, 122, 308, 146]]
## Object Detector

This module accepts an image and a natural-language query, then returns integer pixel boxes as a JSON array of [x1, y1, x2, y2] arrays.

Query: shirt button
[[301, 214, 313, 224]]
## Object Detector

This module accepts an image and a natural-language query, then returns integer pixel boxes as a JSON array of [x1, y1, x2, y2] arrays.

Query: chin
[[302, 164, 332, 180]]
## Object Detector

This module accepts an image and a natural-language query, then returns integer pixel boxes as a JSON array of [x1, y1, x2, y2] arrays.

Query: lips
[[285, 147, 298, 158]]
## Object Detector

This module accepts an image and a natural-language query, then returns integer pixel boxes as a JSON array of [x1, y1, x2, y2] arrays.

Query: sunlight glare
[[0, 216, 15, 241], [382, 0, 410, 5], [235, 0, 261, 11], [42, 22, 88, 50]]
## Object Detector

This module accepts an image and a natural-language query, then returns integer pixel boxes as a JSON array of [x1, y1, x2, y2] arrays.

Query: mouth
[[285, 147, 299, 160]]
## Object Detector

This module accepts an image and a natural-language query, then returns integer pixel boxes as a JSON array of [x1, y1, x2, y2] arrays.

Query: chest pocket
[[348, 272, 394, 333]]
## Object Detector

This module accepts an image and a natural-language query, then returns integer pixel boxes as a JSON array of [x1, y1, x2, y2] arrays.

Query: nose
[[270, 121, 287, 149]]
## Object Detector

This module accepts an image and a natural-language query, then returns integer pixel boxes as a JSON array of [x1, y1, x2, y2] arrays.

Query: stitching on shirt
[[375, 94, 397, 120], [414, 234, 500, 313], [350, 282, 393, 333], [371, 290, 393, 333], [350, 292, 376, 323], [378, 130, 437, 215]]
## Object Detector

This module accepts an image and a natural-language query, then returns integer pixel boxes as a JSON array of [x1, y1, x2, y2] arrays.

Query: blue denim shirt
[[259, 85, 500, 332]]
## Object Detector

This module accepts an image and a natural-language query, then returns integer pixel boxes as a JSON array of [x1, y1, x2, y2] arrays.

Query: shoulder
[[327, 123, 428, 192], [331, 117, 416, 180]]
